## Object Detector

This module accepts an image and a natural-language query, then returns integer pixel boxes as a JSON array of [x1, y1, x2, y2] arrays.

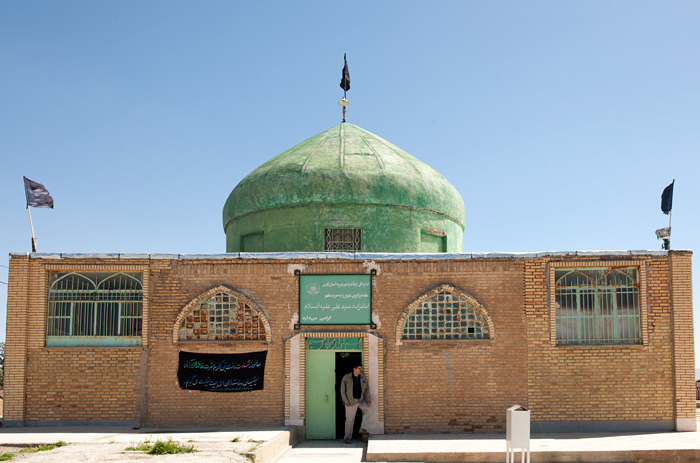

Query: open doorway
[[335, 351, 363, 439]]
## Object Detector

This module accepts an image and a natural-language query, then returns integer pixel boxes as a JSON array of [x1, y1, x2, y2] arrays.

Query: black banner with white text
[[177, 351, 267, 392]]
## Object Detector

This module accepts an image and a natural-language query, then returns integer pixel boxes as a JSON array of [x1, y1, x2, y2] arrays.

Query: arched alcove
[[172, 285, 271, 342]]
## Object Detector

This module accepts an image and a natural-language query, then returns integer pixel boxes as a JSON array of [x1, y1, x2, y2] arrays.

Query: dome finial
[[338, 53, 350, 123]]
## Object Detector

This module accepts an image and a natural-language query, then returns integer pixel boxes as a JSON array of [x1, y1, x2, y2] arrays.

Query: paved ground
[[1, 417, 700, 462], [0, 426, 285, 463], [277, 439, 366, 463], [274, 410, 700, 463], [272, 429, 700, 463]]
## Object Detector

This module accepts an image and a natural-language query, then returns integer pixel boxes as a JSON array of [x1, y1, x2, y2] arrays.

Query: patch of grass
[[148, 438, 195, 455], [0, 453, 13, 461], [231, 437, 241, 442], [19, 441, 66, 454], [125, 441, 152, 452], [126, 438, 195, 455]]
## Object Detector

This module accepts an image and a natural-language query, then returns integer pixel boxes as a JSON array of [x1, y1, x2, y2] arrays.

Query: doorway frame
[[285, 331, 384, 436]]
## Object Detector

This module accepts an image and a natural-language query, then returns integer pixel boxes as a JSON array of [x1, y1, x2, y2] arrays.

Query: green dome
[[223, 123, 466, 253]]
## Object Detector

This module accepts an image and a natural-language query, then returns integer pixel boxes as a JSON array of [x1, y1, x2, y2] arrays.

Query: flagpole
[[666, 179, 674, 250], [667, 209, 672, 250], [27, 205, 37, 252], [341, 79, 348, 123], [339, 53, 350, 123]]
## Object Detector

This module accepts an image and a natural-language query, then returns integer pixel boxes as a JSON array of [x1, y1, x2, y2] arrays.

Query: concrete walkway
[[365, 430, 700, 462], [0, 425, 286, 445], [275, 411, 700, 462], [274, 429, 700, 463], [277, 439, 366, 463], [1, 425, 700, 463], [0, 426, 293, 463]]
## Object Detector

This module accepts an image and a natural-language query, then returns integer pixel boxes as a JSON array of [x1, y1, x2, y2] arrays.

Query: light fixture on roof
[[655, 227, 671, 239]]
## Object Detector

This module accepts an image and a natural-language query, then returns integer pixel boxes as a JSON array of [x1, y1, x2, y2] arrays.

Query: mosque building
[[3, 117, 696, 436]]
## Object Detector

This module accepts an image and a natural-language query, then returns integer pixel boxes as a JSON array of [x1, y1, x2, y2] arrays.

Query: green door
[[305, 349, 336, 439]]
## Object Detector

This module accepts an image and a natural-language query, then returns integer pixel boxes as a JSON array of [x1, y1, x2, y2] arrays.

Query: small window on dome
[[324, 228, 362, 251], [241, 232, 264, 252], [421, 232, 446, 252]]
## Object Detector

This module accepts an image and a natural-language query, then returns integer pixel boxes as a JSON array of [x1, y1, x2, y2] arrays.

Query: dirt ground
[[0, 440, 259, 462]]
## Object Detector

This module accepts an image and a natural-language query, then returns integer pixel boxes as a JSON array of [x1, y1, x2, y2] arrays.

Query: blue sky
[[1, 1, 699, 362]]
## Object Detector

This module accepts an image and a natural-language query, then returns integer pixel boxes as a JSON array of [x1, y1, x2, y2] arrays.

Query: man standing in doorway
[[340, 362, 373, 444]]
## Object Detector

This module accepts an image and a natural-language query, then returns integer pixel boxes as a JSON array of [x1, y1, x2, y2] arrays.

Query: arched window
[[400, 286, 490, 341], [178, 289, 267, 341]]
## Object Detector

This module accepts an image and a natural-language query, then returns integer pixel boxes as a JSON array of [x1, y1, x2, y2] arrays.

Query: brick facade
[[3, 251, 695, 432]]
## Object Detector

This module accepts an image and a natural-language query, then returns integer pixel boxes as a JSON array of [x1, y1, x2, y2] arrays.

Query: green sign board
[[307, 338, 362, 350], [298, 274, 372, 326]]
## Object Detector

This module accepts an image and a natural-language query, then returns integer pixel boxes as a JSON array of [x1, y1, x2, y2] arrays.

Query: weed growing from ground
[[19, 441, 66, 454], [148, 438, 195, 455], [0, 441, 67, 460], [125, 441, 152, 452], [125, 438, 195, 455], [242, 438, 267, 461]]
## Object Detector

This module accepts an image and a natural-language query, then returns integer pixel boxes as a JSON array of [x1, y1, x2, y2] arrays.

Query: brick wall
[[525, 256, 678, 425], [381, 259, 527, 433], [3, 255, 30, 423], [3, 252, 694, 431], [669, 252, 696, 424], [25, 348, 142, 421], [143, 259, 292, 426], [4, 256, 146, 424]]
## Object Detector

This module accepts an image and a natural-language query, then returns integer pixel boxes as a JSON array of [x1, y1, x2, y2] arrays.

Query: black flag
[[24, 176, 54, 208], [339, 53, 350, 92], [661, 180, 674, 215]]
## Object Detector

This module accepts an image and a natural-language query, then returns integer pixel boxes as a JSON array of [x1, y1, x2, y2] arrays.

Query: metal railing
[[555, 267, 641, 345]]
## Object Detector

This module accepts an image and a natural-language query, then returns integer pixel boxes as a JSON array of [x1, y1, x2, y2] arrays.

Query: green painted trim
[[46, 336, 142, 347]]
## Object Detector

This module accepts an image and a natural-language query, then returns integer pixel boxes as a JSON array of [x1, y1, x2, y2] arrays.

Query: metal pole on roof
[[27, 205, 37, 252], [666, 209, 672, 250]]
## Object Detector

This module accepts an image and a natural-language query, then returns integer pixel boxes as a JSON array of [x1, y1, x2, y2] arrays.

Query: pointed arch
[[172, 285, 271, 343], [395, 284, 495, 345], [49, 272, 96, 292]]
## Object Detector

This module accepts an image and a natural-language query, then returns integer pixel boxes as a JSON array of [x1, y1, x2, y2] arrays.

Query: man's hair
[[353, 363, 362, 369]]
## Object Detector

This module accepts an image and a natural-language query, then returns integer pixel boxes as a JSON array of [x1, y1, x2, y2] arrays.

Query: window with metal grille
[[47, 272, 143, 347], [555, 267, 641, 345], [401, 291, 489, 340], [179, 292, 266, 341], [324, 228, 362, 251]]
